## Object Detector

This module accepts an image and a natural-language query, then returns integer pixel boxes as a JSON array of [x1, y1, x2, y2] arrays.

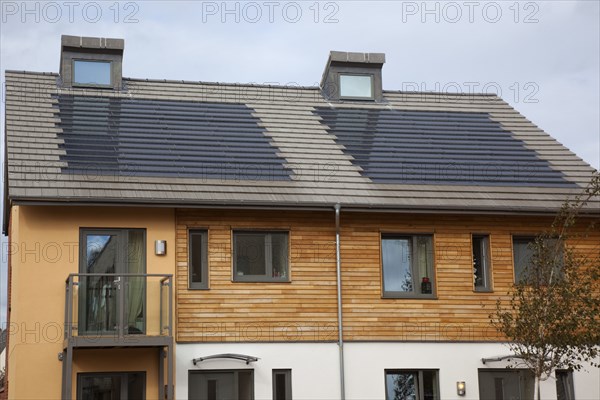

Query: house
[[2, 34, 598, 400]]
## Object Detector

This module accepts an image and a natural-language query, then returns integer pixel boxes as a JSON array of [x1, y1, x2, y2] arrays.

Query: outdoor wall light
[[457, 381, 466, 396], [155, 240, 167, 256]]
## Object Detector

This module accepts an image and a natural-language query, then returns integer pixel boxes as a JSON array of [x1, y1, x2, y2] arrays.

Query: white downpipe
[[335, 203, 345, 400]]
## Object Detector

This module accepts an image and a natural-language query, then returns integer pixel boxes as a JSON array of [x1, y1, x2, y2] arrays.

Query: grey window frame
[[472, 234, 492, 292], [189, 230, 209, 290], [233, 230, 290, 283], [272, 369, 292, 400], [556, 370, 575, 400], [77, 371, 146, 399], [72, 58, 113, 88], [338, 73, 375, 100], [384, 369, 440, 400], [381, 234, 436, 299]]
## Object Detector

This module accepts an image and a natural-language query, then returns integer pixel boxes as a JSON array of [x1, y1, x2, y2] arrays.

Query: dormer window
[[73, 60, 112, 86], [339, 74, 374, 99], [320, 51, 385, 102], [60, 35, 124, 90]]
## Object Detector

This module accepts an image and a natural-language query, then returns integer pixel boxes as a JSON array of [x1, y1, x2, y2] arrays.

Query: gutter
[[334, 203, 345, 400]]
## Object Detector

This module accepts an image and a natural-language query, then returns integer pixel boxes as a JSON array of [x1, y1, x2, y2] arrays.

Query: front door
[[189, 370, 254, 400], [79, 229, 146, 335], [478, 369, 535, 400]]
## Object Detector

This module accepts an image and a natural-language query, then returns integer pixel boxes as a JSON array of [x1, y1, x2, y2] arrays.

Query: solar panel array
[[314, 107, 572, 186], [55, 95, 292, 181]]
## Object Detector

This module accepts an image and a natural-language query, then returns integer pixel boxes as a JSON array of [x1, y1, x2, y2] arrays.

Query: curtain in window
[[416, 236, 433, 280], [127, 231, 145, 333]]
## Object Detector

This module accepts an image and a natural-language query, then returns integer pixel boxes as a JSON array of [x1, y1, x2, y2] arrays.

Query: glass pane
[[422, 371, 438, 400], [513, 238, 534, 282], [238, 371, 254, 400], [340, 74, 373, 98], [126, 230, 145, 334], [275, 373, 286, 400], [473, 236, 489, 289], [127, 373, 145, 399], [207, 380, 217, 400], [236, 233, 267, 277], [271, 233, 289, 279], [386, 372, 417, 400], [74, 60, 111, 85], [190, 233, 205, 284], [415, 236, 433, 294], [382, 238, 412, 293], [80, 375, 121, 400], [82, 234, 118, 334]]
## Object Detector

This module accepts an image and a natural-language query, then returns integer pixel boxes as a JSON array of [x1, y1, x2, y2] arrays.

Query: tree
[[491, 172, 600, 400]]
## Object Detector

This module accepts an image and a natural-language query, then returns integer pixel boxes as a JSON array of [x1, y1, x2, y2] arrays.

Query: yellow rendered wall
[[6, 205, 175, 400]]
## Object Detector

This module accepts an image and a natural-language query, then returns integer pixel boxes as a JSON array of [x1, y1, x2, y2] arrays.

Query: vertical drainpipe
[[335, 203, 346, 400]]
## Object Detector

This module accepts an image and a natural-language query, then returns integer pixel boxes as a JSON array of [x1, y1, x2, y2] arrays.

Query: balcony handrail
[[64, 273, 173, 340], [66, 273, 173, 283]]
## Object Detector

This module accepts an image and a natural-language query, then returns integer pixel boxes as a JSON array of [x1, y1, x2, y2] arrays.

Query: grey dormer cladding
[[320, 51, 386, 102], [60, 35, 124, 89]]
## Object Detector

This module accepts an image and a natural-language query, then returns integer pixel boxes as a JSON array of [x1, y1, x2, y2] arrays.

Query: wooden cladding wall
[[176, 210, 339, 342], [175, 210, 599, 343]]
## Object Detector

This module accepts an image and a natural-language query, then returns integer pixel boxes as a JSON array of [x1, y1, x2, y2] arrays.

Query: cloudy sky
[[0, 0, 599, 323]]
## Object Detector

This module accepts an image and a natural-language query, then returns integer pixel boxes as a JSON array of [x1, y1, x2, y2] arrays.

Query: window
[[78, 372, 145, 399], [382, 235, 435, 298], [273, 370, 292, 400], [385, 370, 439, 400], [472, 235, 492, 291], [556, 370, 575, 400], [73, 60, 112, 86], [478, 369, 534, 400], [79, 229, 146, 335], [512, 236, 563, 283], [189, 230, 209, 289], [233, 231, 289, 282], [339, 74, 373, 99], [189, 370, 254, 400], [512, 236, 536, 283]]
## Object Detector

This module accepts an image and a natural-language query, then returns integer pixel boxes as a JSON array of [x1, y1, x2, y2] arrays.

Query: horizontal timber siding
[[176, 209, 599, 343]]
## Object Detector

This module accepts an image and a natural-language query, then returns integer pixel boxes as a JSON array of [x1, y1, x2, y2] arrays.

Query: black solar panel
[[54, 95, 292, 181], [314, 107, 574, 186]]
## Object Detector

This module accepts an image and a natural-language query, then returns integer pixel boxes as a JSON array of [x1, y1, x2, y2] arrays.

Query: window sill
[[232, 278, 291, 283], [382, 293, 437, 300], [474, 288, 494, 293]]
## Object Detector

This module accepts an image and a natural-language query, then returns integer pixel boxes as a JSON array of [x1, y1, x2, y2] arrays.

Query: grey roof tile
[[3, 72, 597, 213]]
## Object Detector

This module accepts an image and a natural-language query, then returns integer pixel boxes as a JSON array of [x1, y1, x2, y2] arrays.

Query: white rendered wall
[[176, 342, 340, 400], [345, 342, 600, 400], [176, 342, 599, 400]]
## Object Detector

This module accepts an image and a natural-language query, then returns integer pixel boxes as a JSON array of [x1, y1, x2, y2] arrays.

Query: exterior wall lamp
[[457, 381, 466, 396], [155, 240, 167, 255]]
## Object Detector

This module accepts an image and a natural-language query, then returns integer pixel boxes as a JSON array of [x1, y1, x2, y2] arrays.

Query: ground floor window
[[556, 370, 575, 400], [273, 369, 292, 400], [77, 371, 145, 400], [189, 370, 253, 400], [478, 369, 534, 400], [385, 369, 439, 400]]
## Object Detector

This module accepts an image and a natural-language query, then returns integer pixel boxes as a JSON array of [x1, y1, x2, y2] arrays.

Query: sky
[[0, 0, 599, 324]]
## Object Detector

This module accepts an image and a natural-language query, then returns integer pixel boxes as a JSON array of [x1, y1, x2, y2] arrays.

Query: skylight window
[[339, 74, 373, 99], [73, 60, 111, 86]]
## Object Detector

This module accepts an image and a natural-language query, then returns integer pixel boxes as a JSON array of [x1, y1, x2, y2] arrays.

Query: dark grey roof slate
[[3, 71, 598, 215]]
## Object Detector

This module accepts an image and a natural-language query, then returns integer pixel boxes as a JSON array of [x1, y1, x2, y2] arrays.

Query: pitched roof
[[3, 70, 598, 217]]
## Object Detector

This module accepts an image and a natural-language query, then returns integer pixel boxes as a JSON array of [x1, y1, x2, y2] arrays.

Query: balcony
[[64, 273, 173, 347], [62, 273, 174, 399]]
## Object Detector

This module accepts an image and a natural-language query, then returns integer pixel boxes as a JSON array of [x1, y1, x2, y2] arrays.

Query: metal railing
[[64, 273, 173, 341]]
